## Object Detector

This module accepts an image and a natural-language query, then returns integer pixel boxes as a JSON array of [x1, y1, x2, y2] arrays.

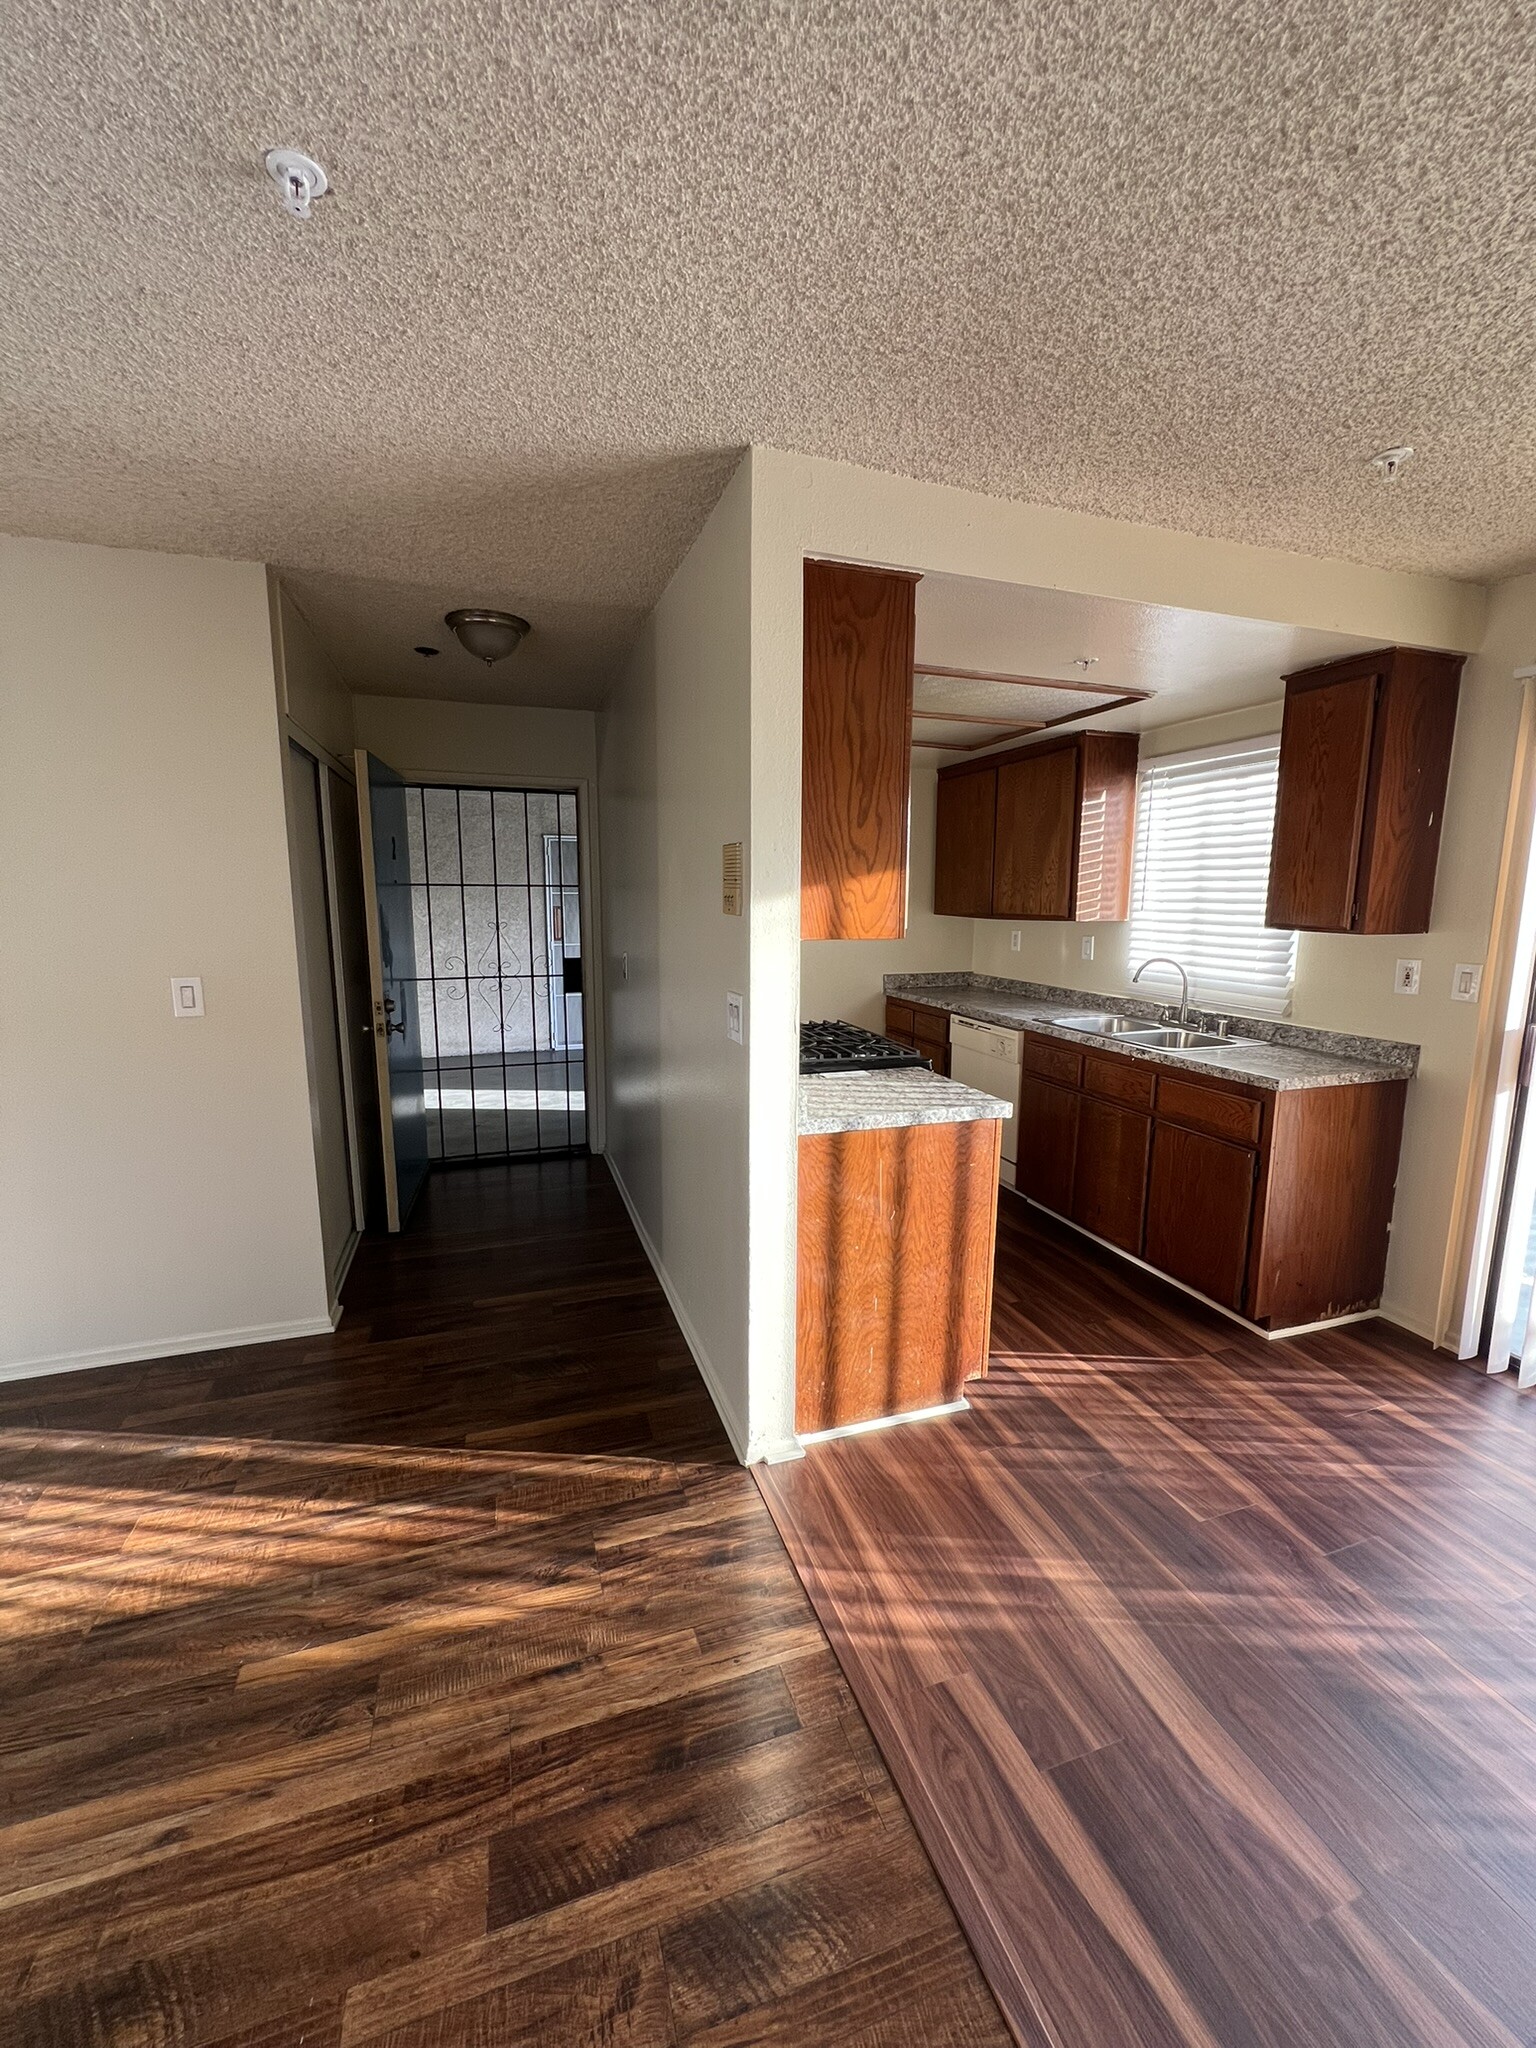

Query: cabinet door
[[934, 769, 997, 917], [993, 748, 1077, 919], [1071, 1097, 1152, 1253], [1145, 1123, 1256, 1311], [1267, 673, 1379, 932], [802, 561, 917, 940], [1016, 1074, 1079, 1214]]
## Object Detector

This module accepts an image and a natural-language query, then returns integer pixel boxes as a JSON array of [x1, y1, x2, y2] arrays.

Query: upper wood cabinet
[[1266, 647, 1464, 935], [802, 560, 918, 940], [935, 731, 1140, 921]]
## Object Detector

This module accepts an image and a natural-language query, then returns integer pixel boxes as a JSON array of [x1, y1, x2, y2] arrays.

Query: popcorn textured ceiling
[[3, 0, 1532, 707]]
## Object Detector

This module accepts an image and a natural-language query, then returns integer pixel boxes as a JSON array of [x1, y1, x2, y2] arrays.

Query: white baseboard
[[799, 1398, 970, 1445], [0, 1314, 339, 1385], [603, 1154, 752, 1463]]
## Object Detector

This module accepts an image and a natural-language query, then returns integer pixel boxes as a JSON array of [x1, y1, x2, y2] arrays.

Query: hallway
[[0, 1161, 1007, 2047]]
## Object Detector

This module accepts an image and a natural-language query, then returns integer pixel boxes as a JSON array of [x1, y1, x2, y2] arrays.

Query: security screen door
[[404, 785, 585, 1161]]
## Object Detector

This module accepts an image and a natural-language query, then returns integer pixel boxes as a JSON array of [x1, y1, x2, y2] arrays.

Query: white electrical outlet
[[170, 975, 205, 1017], [1394, 959, 1421, 996], [1451, 963, 1483, 1002], [725, 991, 744, 1043], [1010, 929, 1022, 953], [1081, 935, 1095, 961]]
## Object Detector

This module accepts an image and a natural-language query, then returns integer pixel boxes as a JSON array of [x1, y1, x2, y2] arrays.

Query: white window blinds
[[1129, 737, 1297, 1018]]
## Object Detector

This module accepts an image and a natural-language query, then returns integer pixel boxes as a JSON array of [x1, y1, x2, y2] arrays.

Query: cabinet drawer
[[1023, 1036, 1083, 1088], [1083, 1053, 1156, 1111], [1155, 1074, 1263, 1147], [884, 1002, 915, 1041]]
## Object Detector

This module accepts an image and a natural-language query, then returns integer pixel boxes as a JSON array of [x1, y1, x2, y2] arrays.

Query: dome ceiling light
[[444, 608, 531, 665]]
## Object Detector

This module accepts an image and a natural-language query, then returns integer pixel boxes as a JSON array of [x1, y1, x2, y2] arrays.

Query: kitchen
[[797, 557, 1461, 1438]]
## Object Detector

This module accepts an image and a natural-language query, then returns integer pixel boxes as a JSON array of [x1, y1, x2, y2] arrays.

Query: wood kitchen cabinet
[[1267, 646, 1464, 935], [1013, 1031, 1408, 1329], [802, 559, 919, 940], [1144, 1123, 1256, 1310], [883, 997, 951, 1076], [935, 732, 1140, 921]]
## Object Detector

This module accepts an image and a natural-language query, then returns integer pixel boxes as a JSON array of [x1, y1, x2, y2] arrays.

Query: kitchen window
[[1128, 736, 1297, 1018]]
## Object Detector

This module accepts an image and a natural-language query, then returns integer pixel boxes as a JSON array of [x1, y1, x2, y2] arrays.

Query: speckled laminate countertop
[[885, 975, 1418, 1092], [799, 1067, 1014, 1136]]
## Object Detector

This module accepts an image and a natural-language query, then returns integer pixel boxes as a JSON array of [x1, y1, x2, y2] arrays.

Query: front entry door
[[354, 750, 429, 1230]]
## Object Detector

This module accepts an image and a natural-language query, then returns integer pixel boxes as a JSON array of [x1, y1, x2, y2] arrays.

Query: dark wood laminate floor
[[761, 1191, 1536, 2048], [0, 1158, 1008, 2048]]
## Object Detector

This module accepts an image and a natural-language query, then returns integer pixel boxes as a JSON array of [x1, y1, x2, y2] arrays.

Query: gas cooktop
[[799, 1020, 931, 1075]]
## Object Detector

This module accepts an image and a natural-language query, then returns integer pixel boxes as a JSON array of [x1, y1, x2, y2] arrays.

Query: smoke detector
[[1369, 445, 1415, 481], [264, 149, 329, 220], [445, 608, 531, 665]]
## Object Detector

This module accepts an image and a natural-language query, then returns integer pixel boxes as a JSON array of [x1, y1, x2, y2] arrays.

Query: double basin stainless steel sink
[[1051, 1012, 1256, 1052]]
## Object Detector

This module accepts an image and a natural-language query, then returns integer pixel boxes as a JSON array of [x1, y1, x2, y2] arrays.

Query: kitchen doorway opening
[[403, 784, 586, 1163]]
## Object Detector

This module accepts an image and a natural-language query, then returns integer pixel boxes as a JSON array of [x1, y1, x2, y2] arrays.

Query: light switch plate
[[170, 975, 204, 1017], [1010, 929, 1022, 953], [1081, 935, 1095, 961], [1393, 959, 1421, 996], [1451, 963, 1483, 1002], [725, 991, 744, 1044]]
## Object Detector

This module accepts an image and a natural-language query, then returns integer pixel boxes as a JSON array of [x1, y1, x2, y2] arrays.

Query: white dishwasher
[[949, 1016, 1023, 1186]]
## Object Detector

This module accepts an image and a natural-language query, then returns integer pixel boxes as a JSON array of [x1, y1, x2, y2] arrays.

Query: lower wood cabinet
[[1071, 1097, 1152, 1254], [883, 997, 950, 1076], [1016, 1074, 1078, 1214], [1013, 1031, 1408, 1329], [1144, 1122, 1256, 1311]]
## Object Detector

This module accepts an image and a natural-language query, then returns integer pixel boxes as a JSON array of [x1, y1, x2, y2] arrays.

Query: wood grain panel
[[1074, 733, 1141, 921], [1145, 1121, 1257, 1309], [993, 746, 1078, 919], [1356, 649, 1464, 934], [1250, 1078, 1408, 1325], [1071, 1097, 1152, 1252], [934, 767, 997, 917], [801, 560, 917, 941], [1023, 1035, 1083, 1088], [1016, 1072, 1080, 1215], [1154, 1074, 1263, 1147], [1083, 1052, 1157, 1110], [1266, 670, 1378, 931], [0, 1157, 1009, 2048], [795, 1119, 1002, 1434]]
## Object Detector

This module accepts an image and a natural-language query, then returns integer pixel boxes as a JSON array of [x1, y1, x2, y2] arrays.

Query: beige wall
[[969, 593, 1536, 1337], [598, 459, 765, 1456], [745, 446, 1491, 1452], [0, 535, 331, 1375], [799, 762, 974, 1027], [352, 694, 596, 786]]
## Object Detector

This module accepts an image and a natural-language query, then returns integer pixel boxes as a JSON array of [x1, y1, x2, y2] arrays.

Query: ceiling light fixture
[[444, 608, 531, 665], [1370, 445, 1415, 480], [264, 148, 329, 219]]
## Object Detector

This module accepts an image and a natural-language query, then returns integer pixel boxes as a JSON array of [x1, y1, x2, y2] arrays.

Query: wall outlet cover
[[170, 975, 204, 1017], [725, 991, 744, 1044], [1081, 935, 1095, 960], [1393, 959, 1421, 996], [1451, 963, 1483, 1002], [1010, 929, 1022, 952]]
